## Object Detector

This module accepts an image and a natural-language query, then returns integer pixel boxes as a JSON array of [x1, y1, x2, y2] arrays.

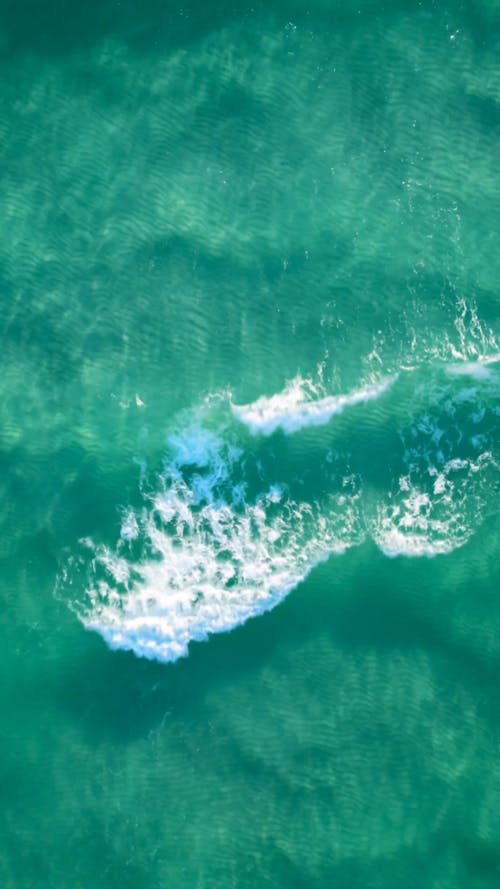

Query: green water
[[1, 0, 500, 885]]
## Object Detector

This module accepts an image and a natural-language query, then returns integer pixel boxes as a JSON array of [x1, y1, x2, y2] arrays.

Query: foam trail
[[231, 376, 395, 436]]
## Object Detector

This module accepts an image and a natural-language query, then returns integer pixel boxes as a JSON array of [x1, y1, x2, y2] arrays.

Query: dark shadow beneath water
[[3, 0, 479, 61], [58, 514, 500, 744], [1, 0, 261, 59]]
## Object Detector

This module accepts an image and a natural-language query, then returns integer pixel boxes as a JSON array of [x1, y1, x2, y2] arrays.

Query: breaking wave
[[231, 376, 395, 435], [60, 341, 500, 663], [64, 419, 360, 662]]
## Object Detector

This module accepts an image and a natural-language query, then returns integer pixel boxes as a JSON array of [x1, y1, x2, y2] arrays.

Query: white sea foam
[[447, 362, 493, 381], [76, 424, 358, 662], [372, 475, 463, 557], [231, 376, 395, 436], [375, 526, 461, 558], [372, 352, 500, 559], [367, 298, 500, 381], [480, 353, 500, 367], [120, 509, 139, 541], [373, 447, 496, 557]]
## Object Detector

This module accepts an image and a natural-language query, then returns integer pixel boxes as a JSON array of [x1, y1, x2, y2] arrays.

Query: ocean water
[[1, 0, 500, 886]]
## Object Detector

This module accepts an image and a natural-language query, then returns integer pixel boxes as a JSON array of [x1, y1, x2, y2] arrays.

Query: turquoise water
[[1, 1, 500, 885]]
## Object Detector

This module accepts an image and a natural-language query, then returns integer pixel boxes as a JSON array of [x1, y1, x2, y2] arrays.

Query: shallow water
[[1, 1, 500, 886]]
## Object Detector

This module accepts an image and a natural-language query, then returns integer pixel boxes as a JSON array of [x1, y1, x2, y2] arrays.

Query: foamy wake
[[231, 376, 396, 435]]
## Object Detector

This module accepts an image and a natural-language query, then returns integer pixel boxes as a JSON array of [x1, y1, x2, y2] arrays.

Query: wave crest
[[231, 376, 395, 435]]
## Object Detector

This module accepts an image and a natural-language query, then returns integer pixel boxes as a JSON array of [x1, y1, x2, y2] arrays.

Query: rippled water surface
[[1, 1, 499, 886]]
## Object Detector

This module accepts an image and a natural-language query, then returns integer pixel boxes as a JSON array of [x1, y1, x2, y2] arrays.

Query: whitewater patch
[[231, 376, 396, 436], [372, 429, 497, 558], [68, 423, 361, 663], [446, 360, 500, 382], [373, 480, 471, 558]]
